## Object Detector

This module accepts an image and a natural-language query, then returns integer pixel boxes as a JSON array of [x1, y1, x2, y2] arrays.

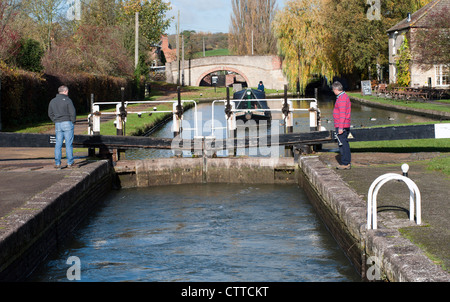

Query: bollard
[[309, 101, 318, 132], [283, 85, 293, 157], [225, 87, 237, 156], [92, 105, 101, 135], [173, 87, 184, 138], [116, 103, 126, 136]]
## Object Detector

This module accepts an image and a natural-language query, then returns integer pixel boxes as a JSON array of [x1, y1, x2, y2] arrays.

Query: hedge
[[0, 67, 144, 129]]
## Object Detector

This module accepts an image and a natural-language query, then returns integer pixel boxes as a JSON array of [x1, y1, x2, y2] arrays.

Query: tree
[[396, 36, 412, 86], [121, 0, 173, 46], [81, 0, 121, 26], [273, 0, 434, 91], [0, 0, 22, 62], [22, 0, 65, 51], [16, 38, 44, 72], [273, 0, 334, 93], [42, 24, 134, 76], [229, 0, 278, 55], [413, 7, 450, 70]]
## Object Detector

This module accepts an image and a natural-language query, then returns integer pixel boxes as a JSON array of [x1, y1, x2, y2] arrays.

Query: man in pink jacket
[[332, 81, 351, 170]]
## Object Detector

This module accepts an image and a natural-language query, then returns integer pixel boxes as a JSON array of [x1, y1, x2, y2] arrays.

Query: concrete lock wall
[[0, 161, 114, 281], [2, 156, 448, 281], [114, 157, 297, 188]]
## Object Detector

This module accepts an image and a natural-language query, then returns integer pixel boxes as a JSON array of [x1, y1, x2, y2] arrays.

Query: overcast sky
[[167, 0, 287, 34]]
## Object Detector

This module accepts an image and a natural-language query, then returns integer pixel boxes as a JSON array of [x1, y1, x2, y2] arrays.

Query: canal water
[[29, 184, 360, 282], [125, 94, 434, 159], [29, 94, 435, 282]]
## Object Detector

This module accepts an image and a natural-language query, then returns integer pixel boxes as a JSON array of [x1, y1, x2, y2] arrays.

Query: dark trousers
[[336, 128, 351, 165]]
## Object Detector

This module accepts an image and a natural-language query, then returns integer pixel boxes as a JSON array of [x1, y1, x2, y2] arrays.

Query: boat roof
[[233, 89, 266, 100]]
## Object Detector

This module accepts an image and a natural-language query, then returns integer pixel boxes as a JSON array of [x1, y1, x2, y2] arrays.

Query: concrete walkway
[[318, 151, 449, 275]]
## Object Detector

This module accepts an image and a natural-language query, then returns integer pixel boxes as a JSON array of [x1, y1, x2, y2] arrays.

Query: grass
[[98, 103, 173, 136], [350, 138, 450, 153], [192, 48, 230, 58], [427, 154, 450, 176], [347, 92, 450, 113]]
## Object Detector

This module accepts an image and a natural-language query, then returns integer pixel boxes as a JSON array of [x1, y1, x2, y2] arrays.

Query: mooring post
[[283, 85, 293, 157], [173, 86, 184, 138], [172, 87, 184, 157], [309, 100, 318, 132], [117, 87, 127, 136], [88, 93, 96, 157], [225, 87, 237, 157]]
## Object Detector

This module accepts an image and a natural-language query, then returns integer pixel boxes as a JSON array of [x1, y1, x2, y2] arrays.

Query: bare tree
[[0, 0, 22, 61], [229, 0, 277, 55], [22, 0, 65, 51]]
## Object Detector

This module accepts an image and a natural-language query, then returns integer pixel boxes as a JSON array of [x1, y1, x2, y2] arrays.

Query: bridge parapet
[[166, 55, 287, 90]]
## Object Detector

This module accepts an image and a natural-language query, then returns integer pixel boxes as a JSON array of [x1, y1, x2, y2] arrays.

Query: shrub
[[16, 39, 44, 72]]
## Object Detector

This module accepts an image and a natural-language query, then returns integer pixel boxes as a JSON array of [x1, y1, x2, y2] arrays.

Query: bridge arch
[[165, 55, 287, 90], [196, 67, 250, 87]]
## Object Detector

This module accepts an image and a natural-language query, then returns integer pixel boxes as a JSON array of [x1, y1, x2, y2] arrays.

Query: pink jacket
[[333, 92, 351, 129]]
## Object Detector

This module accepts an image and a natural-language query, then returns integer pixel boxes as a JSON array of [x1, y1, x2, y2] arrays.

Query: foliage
[[0, 0, 21, 62], [273, 0, 334, 93], [21, 0, 65, 51], [121, 0, 173, 46], [0, 61, 144, 129], [42, 25, 134, 77], [273, 0, 434, 91], [413, 7, 450, 70], [16, 38, 44, 72], [396, 36, 412, 87], [229, 0, 277, 55]]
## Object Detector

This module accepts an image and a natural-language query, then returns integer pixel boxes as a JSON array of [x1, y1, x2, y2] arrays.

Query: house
[[387, 0, 449, 88], [150, 35, 177, 66]]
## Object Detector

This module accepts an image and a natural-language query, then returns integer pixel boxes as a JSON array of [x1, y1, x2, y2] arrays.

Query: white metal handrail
[[367, 171, 421, 230], [88, 100, 198, 137], [211, 98, 319, 138]]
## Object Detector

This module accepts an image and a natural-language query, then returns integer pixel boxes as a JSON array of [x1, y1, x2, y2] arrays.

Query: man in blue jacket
[[48, 85, 76, 169]]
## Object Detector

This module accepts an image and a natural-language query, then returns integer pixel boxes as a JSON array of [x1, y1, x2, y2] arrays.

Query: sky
[[166, 0, 287, 34]]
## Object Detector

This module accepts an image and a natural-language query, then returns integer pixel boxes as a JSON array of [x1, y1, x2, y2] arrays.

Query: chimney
[[407, 13, 411, 22]]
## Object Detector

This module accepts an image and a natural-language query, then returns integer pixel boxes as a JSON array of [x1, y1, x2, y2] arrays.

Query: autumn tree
[[274, 0, 433, 91], [413, 6, 450, 71], [81, 0, 120, 26], [273, 0, 334, 93], [0, 0, 22, 62], [21, 0, 65, 51], [229, 0, 278, 55], [396, 36, 412, 86], [121, 0, 173, 47]]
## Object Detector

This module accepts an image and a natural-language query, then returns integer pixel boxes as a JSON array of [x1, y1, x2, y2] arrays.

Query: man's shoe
[[54, 165, 61, 170], [336, 164, 351, 170]]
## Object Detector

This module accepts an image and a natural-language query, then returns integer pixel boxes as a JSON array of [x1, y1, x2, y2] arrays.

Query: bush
[[0, 64, 145, 129], [16, 39, 44, 72]]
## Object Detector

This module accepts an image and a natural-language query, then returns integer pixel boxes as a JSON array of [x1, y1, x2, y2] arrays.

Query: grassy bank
[[347, 92, 450, 113]]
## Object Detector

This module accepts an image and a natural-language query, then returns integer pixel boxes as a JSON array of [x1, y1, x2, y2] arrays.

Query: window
[[436, 65, 449, 87]]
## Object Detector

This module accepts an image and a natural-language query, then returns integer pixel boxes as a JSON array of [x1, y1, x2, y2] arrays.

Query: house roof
[[387, 0, 449, 32]]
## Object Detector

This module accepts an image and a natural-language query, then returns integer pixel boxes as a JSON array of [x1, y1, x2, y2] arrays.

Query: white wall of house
[[389, 29, 449, 88]]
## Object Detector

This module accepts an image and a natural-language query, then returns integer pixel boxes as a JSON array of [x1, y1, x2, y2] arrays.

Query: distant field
[[193, 48, 230, 58]]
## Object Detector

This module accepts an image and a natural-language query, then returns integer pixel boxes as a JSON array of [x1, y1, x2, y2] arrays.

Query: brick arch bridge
[[165, 55, 287, 90]]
